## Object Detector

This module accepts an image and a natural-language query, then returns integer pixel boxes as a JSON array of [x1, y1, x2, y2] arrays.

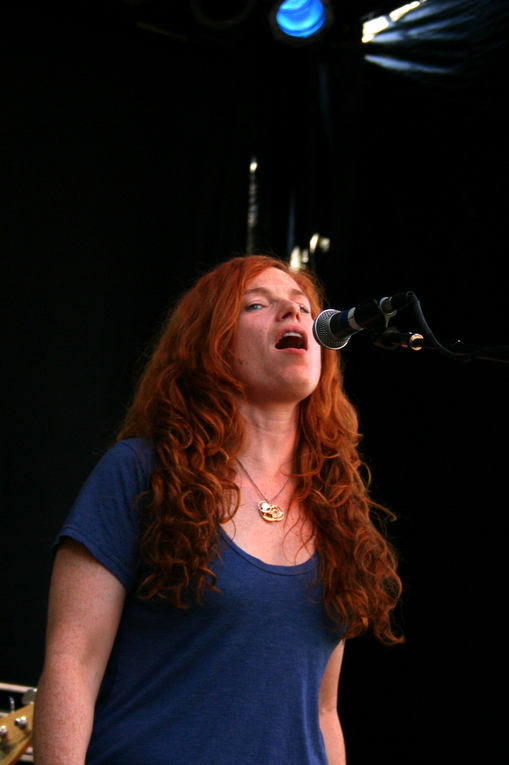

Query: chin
[[278, 381, 318, 404]]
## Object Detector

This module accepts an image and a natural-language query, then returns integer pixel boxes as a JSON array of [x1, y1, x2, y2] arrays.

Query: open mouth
[[275, 331, 307, 350]]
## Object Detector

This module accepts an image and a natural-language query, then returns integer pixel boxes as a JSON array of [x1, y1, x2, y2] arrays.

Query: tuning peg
[[14, 716, 28, 731]]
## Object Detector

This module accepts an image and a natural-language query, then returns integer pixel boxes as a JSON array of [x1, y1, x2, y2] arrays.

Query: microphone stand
[[370, 326, 509, 364], [367, 293, 509, 365]]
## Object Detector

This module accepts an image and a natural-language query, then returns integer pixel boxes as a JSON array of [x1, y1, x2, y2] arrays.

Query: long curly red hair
[[117, 255, 403, 644]]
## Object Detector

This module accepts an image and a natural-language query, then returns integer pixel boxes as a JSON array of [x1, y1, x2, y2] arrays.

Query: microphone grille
[[313, 310, 349, 350]]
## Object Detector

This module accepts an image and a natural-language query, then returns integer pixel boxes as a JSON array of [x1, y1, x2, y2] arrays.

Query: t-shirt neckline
[[219, 527, 318, 576]]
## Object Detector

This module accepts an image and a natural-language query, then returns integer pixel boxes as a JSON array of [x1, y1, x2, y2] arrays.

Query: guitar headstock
[[0, 703, 34, 765]]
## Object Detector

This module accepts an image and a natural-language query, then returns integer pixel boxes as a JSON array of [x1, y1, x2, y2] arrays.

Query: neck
[[236, 398, 299, 477]]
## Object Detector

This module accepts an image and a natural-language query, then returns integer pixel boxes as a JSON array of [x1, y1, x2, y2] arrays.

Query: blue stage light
[[275, 0, 327, 39]]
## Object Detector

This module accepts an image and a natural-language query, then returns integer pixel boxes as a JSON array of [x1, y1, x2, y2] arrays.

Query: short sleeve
[[53, 439, 156, 591]]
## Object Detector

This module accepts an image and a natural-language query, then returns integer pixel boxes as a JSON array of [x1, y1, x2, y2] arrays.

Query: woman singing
[[33, 255, 402, 765]]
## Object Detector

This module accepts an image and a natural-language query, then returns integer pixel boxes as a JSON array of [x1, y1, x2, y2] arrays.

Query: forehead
[[244, 267, 309, 300]]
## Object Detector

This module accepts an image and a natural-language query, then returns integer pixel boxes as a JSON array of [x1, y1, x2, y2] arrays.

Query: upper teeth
[[283, 332, 302, 338]]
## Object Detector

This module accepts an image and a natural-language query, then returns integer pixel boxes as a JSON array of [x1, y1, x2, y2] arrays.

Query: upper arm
[[319, 640, 345, 714], [44, 537, 127, 691]]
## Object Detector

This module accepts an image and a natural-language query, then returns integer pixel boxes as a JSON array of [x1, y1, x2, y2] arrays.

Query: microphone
[[313, 293, 412, 350]]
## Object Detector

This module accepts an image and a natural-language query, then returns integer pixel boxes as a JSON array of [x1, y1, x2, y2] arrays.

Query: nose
[[277, 298, 302, 321]]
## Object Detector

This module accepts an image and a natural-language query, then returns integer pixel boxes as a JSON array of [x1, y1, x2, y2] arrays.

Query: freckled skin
[[33, 265, 346, 765], [232, 268, 322, 407]]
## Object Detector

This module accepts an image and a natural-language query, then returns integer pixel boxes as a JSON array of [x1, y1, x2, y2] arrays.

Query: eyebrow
[[244, 286, 308, 300]]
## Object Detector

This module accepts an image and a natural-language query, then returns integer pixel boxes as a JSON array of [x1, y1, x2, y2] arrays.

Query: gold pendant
[[258, 501, 284, 523]]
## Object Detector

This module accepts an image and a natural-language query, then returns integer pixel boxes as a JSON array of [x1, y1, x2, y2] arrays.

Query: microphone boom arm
[[313, 292, 509, 364]]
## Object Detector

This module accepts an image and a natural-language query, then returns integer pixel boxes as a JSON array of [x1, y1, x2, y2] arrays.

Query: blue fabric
[[55, 439, 344, 765]]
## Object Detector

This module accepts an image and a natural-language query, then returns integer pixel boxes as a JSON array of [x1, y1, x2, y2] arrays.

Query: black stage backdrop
[[2, 2, 508, 763]]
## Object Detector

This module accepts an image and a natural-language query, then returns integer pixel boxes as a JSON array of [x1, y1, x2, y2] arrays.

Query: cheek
[[310, 340, 322, 372], [243, 325, 265, 352], [314, 355, 322, 382], [233, 325, 263, 366]]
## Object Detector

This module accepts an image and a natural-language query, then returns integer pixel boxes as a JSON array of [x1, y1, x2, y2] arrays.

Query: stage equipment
[[268, 0, 334, 44], [0, 683, 36, 764], [313, 292, 509, 364], [191, 0, 258, 29]]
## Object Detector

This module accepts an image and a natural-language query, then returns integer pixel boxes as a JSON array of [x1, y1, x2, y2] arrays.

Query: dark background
[[2, 1, 508, 763]]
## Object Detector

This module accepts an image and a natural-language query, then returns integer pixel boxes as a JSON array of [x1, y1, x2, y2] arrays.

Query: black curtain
[[2, 2, 507, 762]]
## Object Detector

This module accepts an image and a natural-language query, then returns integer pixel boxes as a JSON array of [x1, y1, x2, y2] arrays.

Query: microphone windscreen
[[313, 310, 350, 350]]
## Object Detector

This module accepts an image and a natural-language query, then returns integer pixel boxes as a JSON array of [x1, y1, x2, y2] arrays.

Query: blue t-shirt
[[55, 439, 344, 765]]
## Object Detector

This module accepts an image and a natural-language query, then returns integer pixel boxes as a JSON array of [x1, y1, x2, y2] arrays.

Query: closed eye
[[299, 304, 311, 314]]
